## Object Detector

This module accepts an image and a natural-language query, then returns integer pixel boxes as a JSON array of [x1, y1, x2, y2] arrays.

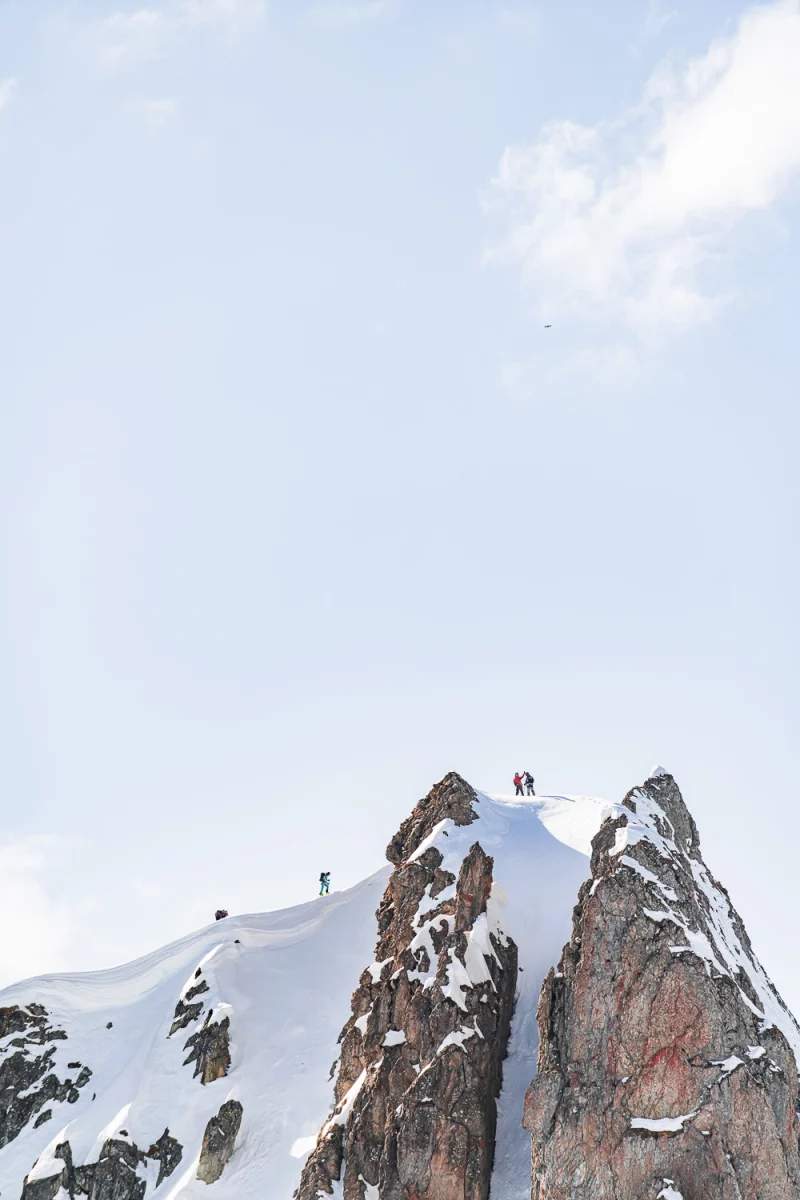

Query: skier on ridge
[[513, 772, 525, 797], [319, 872, 330, 896]]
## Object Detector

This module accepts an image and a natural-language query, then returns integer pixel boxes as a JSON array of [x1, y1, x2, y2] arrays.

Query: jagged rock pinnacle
[[295, 773, 517, 1200], [525, 772, 800, 1200]]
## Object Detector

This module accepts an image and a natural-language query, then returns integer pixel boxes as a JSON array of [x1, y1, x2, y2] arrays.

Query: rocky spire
[[295, 772, 518, 1200], [524, 769, 800, 1200]]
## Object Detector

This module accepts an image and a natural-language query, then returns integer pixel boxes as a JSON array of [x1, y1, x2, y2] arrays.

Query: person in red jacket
[[513, 772, 525, 797]]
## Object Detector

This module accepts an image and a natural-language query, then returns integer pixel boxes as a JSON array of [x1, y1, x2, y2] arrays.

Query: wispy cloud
[[180, 0, 267, 32], [96, 8, 170, 68], [0, 838, 76, 986], [486, 0, 800, 334], [0, 76, 17, 112], [127, 95, 182, 124], [95, 0, 266, 68], [643, 0, 678, 42], [499, 344, 639, 409], [307, 0, 398, 31], [499, 7, 538, 39]]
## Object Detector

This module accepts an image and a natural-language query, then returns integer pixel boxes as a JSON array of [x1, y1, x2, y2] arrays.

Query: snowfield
[[0, 792, 614, 1200]]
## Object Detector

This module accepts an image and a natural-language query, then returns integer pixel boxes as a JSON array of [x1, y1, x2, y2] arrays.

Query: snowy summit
[[1, 770, 798, 1200]]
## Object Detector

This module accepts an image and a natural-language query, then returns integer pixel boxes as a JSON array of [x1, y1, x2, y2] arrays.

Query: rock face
[[20, 1131, 183, 1200], [196, 1100, 243, 1184], [11, 948, 231, 1200], [295, 772, 518, 1200], [167, 966, 231, 1084], [0, 1005, 92, 1147], [184, 1012, 231, 1084], [524, 770, 800, 1200], [168, 978, 209, 1036]]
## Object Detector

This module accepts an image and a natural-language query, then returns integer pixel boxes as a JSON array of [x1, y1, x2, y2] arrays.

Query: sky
[[2, 0, 800, 1008]]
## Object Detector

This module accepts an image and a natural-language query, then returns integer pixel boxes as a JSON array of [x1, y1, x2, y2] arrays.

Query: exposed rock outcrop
[[0, 1005, 92, 1147], [295, 772, 517, 1200], [168, 978, 209, 1036], [167, 965, 231, 1085], [21, 1130, 184, 1200], [524, 769, 800, 1200], [90, 1139, 147, 1200], [145, 1130, 184, 1187], [196, 1100, 243, 1184], [184, 1012, 231, 1083]]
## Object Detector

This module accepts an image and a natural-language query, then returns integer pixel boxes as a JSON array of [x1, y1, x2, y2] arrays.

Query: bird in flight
[[544, 324, 552, 328]]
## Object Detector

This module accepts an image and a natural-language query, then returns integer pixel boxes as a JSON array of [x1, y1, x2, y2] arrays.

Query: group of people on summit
[[513, 771, 535, 796]]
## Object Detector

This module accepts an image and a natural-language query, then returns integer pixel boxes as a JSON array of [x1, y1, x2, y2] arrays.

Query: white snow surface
[[630, 1112, 697, 1133]]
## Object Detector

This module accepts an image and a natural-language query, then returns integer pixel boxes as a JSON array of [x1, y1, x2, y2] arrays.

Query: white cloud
[[500, 343, 639, 408], [180, 0, 267, 31], [308, 0, 397, 31], [97, 8, 169, 68], [487, 0, 800, 332], [0, 838, 76, 986], [96, 0, 266, 68], [643, 0, 677, 42], [0, 77, 16, 113], [499, 7, 538, 39], [127, 95, 181, 124]]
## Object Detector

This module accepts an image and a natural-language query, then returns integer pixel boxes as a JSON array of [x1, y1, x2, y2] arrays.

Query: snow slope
[[0, 871, 391, 1200], [0, 791, 613, 1200]]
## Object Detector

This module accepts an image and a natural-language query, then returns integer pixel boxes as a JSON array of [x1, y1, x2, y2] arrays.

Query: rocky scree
[[295, 771, 518, 1200], [524, 770, 800, 1200]]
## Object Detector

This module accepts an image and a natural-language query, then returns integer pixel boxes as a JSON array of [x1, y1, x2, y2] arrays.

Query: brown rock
[[524, 770, 800, 1200], [295, 773, 517, 1200], [183, 1013, 231, 1084], [197, 1100, 243, 1184], [385, 772, 478, 866]]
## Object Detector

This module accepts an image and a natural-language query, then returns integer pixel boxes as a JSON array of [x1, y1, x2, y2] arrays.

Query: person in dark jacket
[[524, 771, 535, 796], [319, 872, 330, 896]]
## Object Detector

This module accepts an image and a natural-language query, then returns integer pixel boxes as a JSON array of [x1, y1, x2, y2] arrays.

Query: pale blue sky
[[2, 0, 800, 1008]]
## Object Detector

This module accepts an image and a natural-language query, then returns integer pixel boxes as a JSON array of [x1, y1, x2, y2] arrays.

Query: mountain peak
[[0, 771, 797, 1200], [385, 770, 478, 865], [528, 771, 800, 1200]]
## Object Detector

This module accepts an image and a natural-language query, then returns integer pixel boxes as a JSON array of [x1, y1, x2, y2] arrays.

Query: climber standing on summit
[[513, 772, 525, 797], [524, 771, 535, 796], [319, 871, 330, 896]]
